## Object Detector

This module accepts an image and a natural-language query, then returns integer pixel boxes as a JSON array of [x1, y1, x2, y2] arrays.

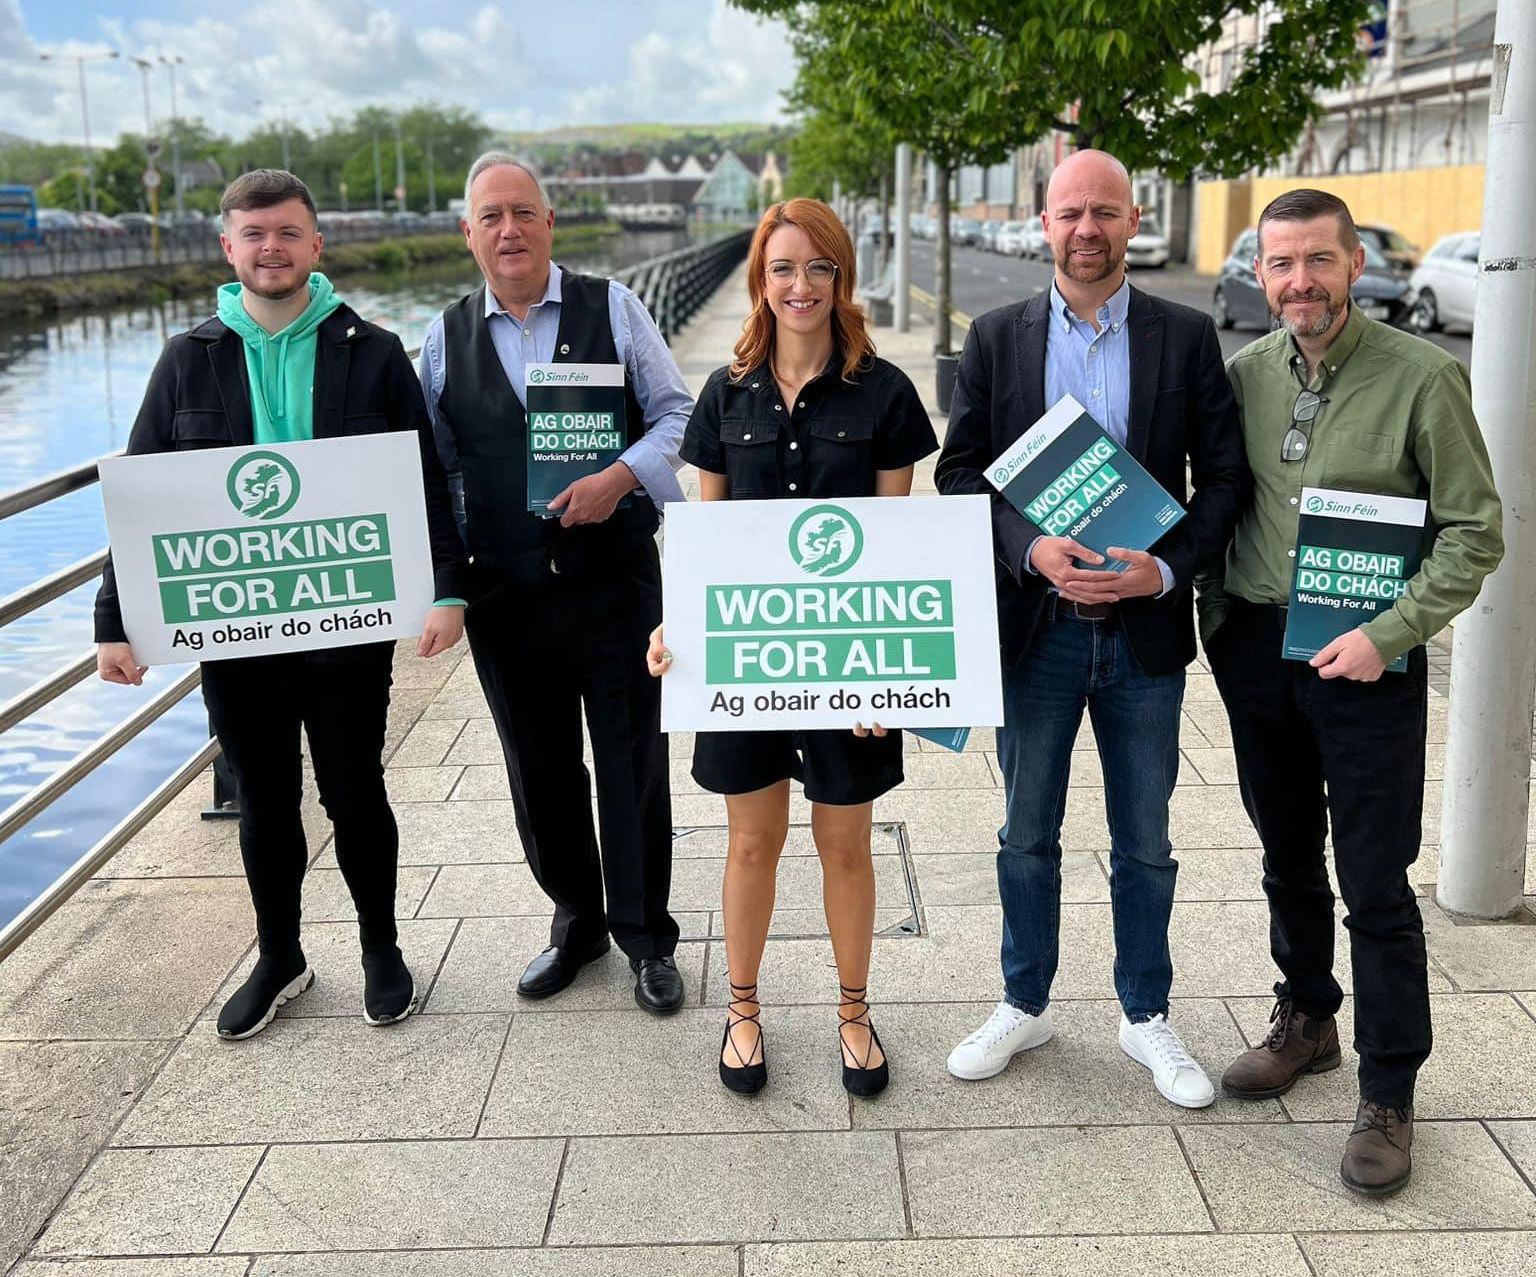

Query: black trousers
[[200, 644, 398, 956], [465, 543, 677, 959], [1209, 600, 1431, 1106]]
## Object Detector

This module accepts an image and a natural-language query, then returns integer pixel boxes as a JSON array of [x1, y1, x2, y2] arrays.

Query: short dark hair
[[1257, 188, 1359, 254], [220, 169, 317, 225]]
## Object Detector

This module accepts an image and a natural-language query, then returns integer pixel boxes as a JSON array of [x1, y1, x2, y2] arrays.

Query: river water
[[0, 229, 692, 929]]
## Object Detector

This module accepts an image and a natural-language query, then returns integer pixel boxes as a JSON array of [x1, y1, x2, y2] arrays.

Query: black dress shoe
[[517, 938, 611, 999], [630, 955, 685, 1014]]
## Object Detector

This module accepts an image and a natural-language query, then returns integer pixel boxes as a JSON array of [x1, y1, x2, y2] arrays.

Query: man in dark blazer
[[95, 170, 469, 1040], [936, 150, 1250, 1107]]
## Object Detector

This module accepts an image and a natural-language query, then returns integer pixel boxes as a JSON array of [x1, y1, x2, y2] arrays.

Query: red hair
[[730, 198, 876, 383]]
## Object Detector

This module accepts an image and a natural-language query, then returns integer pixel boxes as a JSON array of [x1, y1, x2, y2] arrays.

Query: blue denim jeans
[[994, 608, 1185, 1021]]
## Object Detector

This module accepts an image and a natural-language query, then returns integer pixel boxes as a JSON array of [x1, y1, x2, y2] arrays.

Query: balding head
[[1042, 148, 1139, 290]]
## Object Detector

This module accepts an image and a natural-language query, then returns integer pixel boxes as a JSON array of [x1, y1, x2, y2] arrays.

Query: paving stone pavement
[[5, 267, 1536, 1276]]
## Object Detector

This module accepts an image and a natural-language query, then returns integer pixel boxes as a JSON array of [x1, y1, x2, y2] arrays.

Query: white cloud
[[0, 0, 793, 148]]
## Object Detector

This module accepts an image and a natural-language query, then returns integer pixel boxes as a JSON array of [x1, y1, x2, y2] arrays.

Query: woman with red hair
[[648, 198, 936, 1097]]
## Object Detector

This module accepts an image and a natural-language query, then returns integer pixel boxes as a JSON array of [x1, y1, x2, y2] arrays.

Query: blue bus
[[0, 186, 41, 247]]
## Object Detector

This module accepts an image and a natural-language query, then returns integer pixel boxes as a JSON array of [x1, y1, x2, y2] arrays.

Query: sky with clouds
[[1, 0, 797, 145]]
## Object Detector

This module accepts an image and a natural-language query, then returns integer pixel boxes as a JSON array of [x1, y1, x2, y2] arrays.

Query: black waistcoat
[[436, 269, 659, 584]]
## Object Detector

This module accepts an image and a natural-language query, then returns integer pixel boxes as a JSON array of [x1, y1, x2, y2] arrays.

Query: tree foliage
[[736, 0, 1377, 179]]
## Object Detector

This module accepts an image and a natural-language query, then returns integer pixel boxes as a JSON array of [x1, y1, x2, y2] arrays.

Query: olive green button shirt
[[1203, 303, 1503, 665]]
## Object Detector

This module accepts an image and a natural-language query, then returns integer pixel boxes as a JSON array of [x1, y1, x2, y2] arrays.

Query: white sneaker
[[946, 1001, 1055, 1080], [1118, 1013, 1215, 1109]]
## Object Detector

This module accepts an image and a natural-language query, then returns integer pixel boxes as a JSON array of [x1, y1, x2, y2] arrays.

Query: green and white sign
[[1282, 485, 1428, 674], [661, 495, 1003, 732], [99, 433, 436, 663], [526, 361, 627, 515]]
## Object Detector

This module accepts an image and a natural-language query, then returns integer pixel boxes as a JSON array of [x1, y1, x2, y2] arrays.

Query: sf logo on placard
[[788, 504, 863, 578], [227, 451, 301, 521]]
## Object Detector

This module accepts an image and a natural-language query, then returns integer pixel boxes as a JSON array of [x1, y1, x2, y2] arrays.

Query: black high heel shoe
[[838, 983, 890, 1097], [719, 980, 767, 1094]]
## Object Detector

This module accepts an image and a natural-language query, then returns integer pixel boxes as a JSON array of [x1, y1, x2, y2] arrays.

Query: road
[[909, 239, 1474, 366]]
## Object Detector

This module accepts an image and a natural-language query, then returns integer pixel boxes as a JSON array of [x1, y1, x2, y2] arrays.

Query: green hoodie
[[216, 271, 343, 444]]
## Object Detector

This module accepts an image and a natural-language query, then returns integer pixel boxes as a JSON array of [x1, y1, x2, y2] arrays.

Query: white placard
[[99, 433, 436, 663], [661, 495, 1004, 732]]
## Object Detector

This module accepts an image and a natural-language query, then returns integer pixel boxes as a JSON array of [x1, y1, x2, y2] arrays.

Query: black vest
[[436, 270, 659, 584]]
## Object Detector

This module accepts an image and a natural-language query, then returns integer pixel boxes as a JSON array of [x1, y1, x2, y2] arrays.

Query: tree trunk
[[936, 165, 953, 355], [878, 167, 891, 279]]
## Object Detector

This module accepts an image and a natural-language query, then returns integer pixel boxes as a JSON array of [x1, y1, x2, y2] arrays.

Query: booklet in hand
[[1283, 487, 1428, 674], [987, 395, 1184, 572], [526, 362, 628, 516]]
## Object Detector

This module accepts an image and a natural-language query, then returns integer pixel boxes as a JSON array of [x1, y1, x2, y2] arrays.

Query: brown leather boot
[[1341, 1100, 1414, 1196], [1221, 997, 1341, 1099]]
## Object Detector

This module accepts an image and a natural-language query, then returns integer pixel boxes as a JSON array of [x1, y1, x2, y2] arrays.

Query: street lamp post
[[36, 50, 119, 215], [372, 127, 384, 212], [159, 54, 184, 218], [392, 117, 406, 211], [129, 56, 162, 258]]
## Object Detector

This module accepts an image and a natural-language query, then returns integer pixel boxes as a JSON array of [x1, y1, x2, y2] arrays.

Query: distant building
[[547, 148, 784, 226]]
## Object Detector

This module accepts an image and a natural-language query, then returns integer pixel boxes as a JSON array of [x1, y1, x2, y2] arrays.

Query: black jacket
[[934, 284, 1251, 675], [94, 302, 468, 646]]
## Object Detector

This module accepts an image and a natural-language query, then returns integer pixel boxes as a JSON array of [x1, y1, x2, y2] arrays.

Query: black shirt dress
[[679, 352, 939, 805]]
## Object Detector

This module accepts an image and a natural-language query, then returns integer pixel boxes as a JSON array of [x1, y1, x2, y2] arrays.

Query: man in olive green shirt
[[1200, 189, 1502, 1197]]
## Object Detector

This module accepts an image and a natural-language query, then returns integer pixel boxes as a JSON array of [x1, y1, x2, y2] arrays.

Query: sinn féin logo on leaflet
[[788, 504, 863, 578], [226, 451, 301, 520], [1306, 495, 1325, 513]]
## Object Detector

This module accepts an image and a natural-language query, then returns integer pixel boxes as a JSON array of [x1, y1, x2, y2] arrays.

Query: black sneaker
[[217, 953, 313, 1040], [362, 945, 417, 1025]]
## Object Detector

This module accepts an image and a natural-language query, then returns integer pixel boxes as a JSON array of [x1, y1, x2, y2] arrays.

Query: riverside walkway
[[3, 267, 1536, 1277]]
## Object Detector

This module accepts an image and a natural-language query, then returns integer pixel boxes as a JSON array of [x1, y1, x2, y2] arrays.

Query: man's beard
[[1056, 239, 1122, 283], [239, 262, 307, 301], [1271, 288, 1345, 337]]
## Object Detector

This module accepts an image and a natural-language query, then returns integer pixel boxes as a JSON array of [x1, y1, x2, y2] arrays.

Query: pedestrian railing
[[0, 228, 751, 963]]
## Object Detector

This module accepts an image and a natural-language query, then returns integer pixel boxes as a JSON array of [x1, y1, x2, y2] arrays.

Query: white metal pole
[[894, 142, 913, 332], [1438, 0, 1536, 919]]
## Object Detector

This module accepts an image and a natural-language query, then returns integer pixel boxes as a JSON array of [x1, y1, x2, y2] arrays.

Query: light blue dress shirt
[[418, 264, 690, 510], [1033, 278, 1173, 594]]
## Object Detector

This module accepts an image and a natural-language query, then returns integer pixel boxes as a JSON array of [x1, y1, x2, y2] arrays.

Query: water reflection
[[0, 229, 692, 927]]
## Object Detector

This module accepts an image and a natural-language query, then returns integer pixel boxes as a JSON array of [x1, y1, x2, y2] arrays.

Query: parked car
[[36, 207, 81, 234], [1213, 228, 1416, 331], [950, 217, 983, 246], [1357, 223, 1420, 274], [977, 220, 1003, 252], [1125, 214, 1170, 268], [995, 220, 1029, 256], [1022, 215, 1047, 259], [76, 211, 126, 236], [1408, 231, 1478, 333]]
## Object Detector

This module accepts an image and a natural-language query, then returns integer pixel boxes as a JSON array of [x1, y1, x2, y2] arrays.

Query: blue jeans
[[994, 609, 1185, 1021]]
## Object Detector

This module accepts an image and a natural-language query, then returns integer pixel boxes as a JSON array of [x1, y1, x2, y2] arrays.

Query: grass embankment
[[0, 222, 622, 321]]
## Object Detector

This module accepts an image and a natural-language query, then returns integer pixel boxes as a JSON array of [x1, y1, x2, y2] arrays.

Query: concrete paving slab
[[479, 1005, 852, 1137], [114, 1014, 508, 1145], [849, 999, 1282, 1130], [1227, 994, 1536, 1121], [894, 752, 997, 789], [745, 1235, 1312, 1276], [391, 799, 521, 865], [1299, 1230, 1536, 1275], [1421, 898, 1536, 991], [1182, 747, 1239, 786], [901, 1125, 1211, 1237], [547, 1131, 904, 1245], [383, 766, 465, 804], [34, 1145, 262, 1257], [1172, 848, 1269, 900], [300, 866, 435, 923], [910, 851, 1108, 906], [1487, 1119, 1536, 1182], [108, 785, 244, 878], [14, 1262, 251, 1276], [418, 692, 495, 719], [1180, 1120, 1536, 1230], [219, 1139, 565, 1252], [246, 1248, 739, 1276], [442, 717, 504, 766], [0, 1040, 170, 1273], [876, 789, 1005, 853], [383, 688, 438, 758], [387, 718, 465, 768], [425, 916, 707, 1014], [214, 918, 458, 1020], [416, 862, 546, 917], [0, 877, 253, 1040], [447, 764, 512, 801]]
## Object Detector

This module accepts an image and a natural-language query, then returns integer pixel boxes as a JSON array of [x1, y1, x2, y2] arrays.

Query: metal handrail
[[0, 666, 203, 847], [0, 736, 220, 963], [0, 651, 96, 736], [0, 456, 116, 523], [0, 550, 110, 629]]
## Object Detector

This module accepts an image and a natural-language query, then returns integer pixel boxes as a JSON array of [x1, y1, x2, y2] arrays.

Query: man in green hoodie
[[95, 170, 470, 1039]]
